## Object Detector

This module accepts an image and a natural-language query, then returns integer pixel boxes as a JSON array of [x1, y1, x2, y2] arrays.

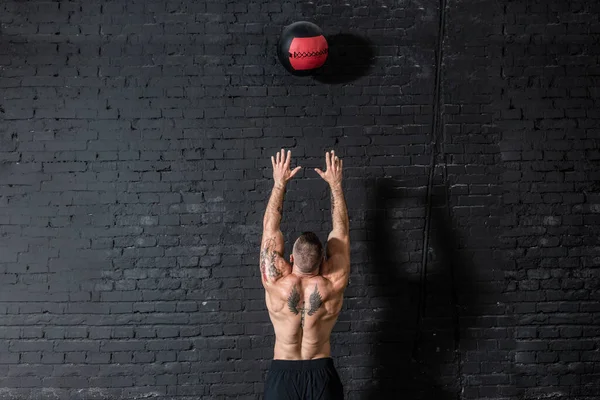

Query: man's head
[[290, 232, 323, 274]]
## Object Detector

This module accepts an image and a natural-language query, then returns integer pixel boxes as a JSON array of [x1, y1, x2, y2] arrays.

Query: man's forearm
[[330, 184, 349, 234], [263, 183, 286, 231]]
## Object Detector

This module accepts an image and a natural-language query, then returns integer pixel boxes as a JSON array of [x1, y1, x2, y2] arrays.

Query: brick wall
[[500, 1, 600, 399], [0, 0, 598, 399]]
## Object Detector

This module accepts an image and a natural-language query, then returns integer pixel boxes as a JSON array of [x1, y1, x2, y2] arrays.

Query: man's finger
[[290, 166, 301, 178], [286, 150, 292, 167], [325, 152, 331, 171], [314, 168, 324, 178], [281, 149, 285, 164], [271, 156, 275, 169]]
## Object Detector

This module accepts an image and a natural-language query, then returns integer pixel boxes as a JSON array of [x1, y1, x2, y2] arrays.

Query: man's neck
[[291, 268, 320, 278]]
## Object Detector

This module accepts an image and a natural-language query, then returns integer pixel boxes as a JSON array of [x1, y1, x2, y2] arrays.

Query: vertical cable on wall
[[412, 0, 450, 362], [413, 0, 464, 395]]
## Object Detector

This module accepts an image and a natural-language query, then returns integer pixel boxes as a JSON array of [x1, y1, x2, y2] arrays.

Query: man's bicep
[[260, 229, 287, 284]]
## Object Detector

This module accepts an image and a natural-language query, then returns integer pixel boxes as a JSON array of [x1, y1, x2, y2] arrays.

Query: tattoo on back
[[286, 284, 323, 328], [288, 285, 301, 314], [308, 285, 323, 316]]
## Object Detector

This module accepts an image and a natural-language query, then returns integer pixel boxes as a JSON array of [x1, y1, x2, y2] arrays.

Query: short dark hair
[[293, 232, 323, 273]]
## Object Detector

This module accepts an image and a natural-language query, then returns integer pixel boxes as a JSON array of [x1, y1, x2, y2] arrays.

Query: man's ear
[[290, 254, 294, 265]]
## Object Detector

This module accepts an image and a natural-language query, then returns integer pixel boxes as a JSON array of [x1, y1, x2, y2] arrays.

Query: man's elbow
[[263, 222, 283, 238], [263, 219, 278, 232]]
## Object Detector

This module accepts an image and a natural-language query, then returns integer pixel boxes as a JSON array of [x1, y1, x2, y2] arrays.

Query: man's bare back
[[265, 263, 345, 360]]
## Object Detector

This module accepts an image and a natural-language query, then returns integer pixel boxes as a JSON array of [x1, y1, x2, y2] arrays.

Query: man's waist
[[270, 357, 335, 371]]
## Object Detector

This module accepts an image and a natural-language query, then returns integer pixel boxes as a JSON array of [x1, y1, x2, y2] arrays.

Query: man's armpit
[[260, 237, 283, 281], [326, 236, 350, 259]]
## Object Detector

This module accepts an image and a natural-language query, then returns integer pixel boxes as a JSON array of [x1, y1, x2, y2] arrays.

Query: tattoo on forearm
[[331, 190, 336, 219], [260, 237, 282, 281], [265, 185, 285, 224], [286, 284, 323, 328], [278, 185, 285, 215]]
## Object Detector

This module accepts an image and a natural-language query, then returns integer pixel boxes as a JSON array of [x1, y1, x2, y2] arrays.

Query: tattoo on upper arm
[[260, 237, 282, 281]]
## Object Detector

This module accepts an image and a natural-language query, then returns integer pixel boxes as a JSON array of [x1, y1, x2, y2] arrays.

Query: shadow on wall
[[364, 178, 488, 399], [312, 33, 375, 84]]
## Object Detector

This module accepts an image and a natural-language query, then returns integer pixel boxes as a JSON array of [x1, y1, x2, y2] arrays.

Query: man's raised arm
[[315, 151, 350, 289], [260, 149, 301, 285], [263, 183, 286, 233], [329, 181, 349, 239]]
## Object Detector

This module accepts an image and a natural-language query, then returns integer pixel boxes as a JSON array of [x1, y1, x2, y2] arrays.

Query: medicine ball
[[277, 21, 328, 76]]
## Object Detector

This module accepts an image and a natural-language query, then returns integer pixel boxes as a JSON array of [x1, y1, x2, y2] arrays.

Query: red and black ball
[[277, 21, 328, 76]]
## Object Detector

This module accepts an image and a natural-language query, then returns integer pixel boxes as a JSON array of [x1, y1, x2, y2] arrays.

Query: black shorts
[[264, 357, 344, 400]]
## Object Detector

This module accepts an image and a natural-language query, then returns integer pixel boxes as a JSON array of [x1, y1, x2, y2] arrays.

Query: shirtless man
[[260, 149, 349, 400]]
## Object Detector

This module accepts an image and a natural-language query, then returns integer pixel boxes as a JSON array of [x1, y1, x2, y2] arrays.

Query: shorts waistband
[[270, 357, 334, 371]]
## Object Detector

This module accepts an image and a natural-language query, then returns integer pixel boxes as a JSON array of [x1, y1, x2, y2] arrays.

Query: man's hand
[[272, 149, 301, 187], [315, 150, 343, 188]]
